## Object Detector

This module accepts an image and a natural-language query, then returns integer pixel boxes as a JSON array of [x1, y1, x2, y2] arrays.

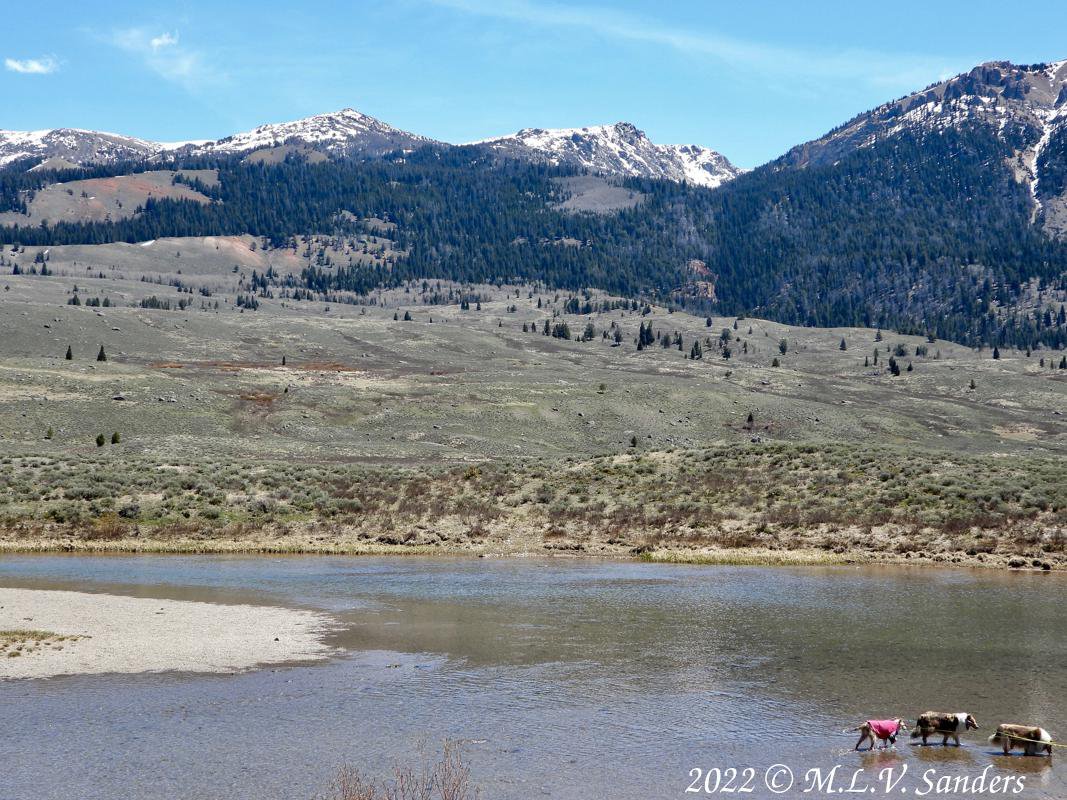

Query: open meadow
[[1, 236, 1065, 567]]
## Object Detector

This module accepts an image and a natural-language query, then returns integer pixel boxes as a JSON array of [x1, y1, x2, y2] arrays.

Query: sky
[[3, 1, 1067, 168]]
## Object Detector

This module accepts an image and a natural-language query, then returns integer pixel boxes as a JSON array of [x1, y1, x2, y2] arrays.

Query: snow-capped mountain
[[469, 122, 743, 188], [779, 59, 1067, 233], [0, 110, 434, 168], [0, 128, 184, 168], [0, 112, 740, 188], [194, 108, 435, 157]]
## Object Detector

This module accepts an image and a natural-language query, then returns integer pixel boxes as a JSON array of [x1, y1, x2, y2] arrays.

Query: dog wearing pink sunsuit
[[853, 718, 908, 750]]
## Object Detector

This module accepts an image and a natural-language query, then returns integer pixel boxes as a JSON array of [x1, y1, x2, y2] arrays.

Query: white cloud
[[427, 0, 968, 92], [108, 28, 221, 89], [5, 56, 59, 75], [150, 32, 179, 51]]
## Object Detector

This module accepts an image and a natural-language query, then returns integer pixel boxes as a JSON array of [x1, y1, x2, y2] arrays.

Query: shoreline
[[0, 535, 1060, 572], [0, 587, 334, 680]]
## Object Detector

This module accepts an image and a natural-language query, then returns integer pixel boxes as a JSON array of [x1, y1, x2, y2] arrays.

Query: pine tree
[[95, 434, 105, 447], [992, 346, 1000, 360], [839, 338, 847, 350], [111, 432, 121, 444], [65, 345, 72, 360], [96, 345, 107, 362]]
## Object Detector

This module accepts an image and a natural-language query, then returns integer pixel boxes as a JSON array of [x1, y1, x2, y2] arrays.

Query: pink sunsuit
[[868, 720, 901, 741]]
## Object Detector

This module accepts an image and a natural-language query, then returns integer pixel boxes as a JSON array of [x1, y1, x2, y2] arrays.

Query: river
[[1, 555, 1063, 799]]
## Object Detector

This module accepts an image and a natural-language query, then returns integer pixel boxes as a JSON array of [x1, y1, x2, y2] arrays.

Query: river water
[[0, 555, 1063, 799]]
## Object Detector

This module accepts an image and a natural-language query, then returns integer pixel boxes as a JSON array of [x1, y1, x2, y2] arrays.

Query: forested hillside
[[698, 125, 1067, 347], [2, 131, 1067, 350]]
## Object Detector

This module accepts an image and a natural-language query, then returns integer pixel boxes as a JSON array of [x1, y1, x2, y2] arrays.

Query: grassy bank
[[1, 443, 1064, 570]]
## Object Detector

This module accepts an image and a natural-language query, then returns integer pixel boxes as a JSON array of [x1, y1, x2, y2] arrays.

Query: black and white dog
[[910, 712, 979, 746]]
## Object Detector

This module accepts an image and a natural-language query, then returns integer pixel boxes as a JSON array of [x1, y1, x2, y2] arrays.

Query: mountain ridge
[[468, 122, 743, 188], [0, 111, 740, 188], [776, 58, 1067, 235]]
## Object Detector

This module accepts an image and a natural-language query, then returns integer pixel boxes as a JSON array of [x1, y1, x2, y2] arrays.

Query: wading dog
[[910, 712, 979, 746], [989, 724, 1053, 756], [853, 719, 909, 751]]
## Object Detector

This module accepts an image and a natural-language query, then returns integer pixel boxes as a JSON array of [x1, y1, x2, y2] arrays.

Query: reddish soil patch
[[297, 361, 361, 372], [239, 392, 277, 406]]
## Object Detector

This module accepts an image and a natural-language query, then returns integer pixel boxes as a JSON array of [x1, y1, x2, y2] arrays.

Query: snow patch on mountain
[[470, 122, 742, 188], [0, 110, 434, 167], [199, 109, 435, 157], [0, 128, 162, 167]]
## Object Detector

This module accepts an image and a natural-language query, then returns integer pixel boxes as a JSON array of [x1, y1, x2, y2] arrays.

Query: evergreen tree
[[65, 345, 72, 360], [96, 345, 107, 362]]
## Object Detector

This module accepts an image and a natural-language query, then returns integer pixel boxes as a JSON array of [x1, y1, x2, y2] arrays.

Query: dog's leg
[[854, 731, 867, 751]]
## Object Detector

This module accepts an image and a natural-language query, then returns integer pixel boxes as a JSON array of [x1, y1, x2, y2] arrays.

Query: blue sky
[[3, 1, 1066, 167]]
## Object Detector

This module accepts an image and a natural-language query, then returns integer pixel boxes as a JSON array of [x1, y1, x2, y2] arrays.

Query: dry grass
[[0, 629, 83, 658], [0, 442, 1064, 569], [324, 742, 477, 800], [639, 548, 857, 567]]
